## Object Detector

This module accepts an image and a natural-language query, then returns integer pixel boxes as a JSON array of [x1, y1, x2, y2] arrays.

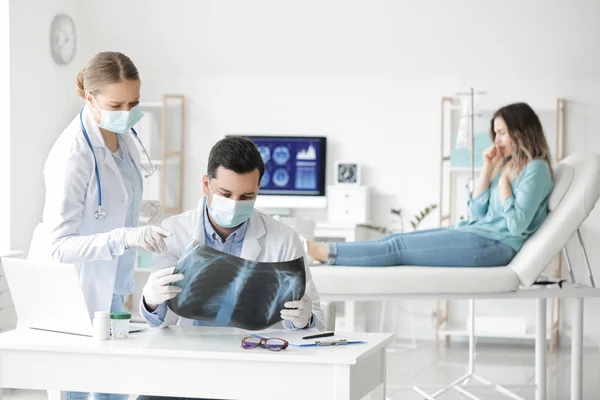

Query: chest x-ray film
[[167, 240, 306, 330]]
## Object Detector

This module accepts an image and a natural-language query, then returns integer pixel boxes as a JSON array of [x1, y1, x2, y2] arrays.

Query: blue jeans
[[328, 228, 516, 267], [66, 294, 128, 400]]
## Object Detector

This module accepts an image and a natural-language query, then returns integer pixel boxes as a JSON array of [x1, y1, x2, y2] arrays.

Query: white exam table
[[310, 153, 600, 400]]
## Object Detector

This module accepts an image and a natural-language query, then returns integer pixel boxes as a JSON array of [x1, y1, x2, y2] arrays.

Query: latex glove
[[140, 200, 163, 224], [123, 226, 172, 253], [280, 296, 312, 329], [142, 267, 185, 309]]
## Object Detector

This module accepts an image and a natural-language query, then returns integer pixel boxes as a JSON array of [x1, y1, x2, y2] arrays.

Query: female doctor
[[29, 52, 170, 328]]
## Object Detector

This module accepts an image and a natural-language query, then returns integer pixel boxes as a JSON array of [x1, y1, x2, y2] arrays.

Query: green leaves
[[358, 204, 438, 234], [357, 224, 392, 235], [410, 204, 438, 230]]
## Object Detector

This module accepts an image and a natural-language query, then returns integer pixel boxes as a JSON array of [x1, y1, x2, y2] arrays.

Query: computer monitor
[[240, 135, 327, 209]]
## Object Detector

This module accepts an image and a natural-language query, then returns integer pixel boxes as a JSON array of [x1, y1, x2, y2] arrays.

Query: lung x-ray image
[[167, 241, 306, 330]]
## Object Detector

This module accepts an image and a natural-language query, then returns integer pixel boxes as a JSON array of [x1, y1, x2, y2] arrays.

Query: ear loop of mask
[[87, 93, 103, 120], [88, 92, 99, 110]]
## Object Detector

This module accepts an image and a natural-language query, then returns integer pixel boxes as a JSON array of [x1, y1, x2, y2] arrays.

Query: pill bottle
[[110, 312, 131, 339], [93, 311, 110, 340]]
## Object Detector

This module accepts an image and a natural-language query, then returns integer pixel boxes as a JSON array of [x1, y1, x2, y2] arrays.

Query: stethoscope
[[79, 108, 156, 221]]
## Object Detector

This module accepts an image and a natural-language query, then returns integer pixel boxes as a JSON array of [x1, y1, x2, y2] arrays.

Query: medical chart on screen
[[253, 138, 323, 195]]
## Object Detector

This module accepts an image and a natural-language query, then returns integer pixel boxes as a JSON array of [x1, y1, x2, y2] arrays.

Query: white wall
[[18, 0, 600, 343], [0, 1, 9, 252], [9, 0, 95, 252], [79, 0, 600, 219]]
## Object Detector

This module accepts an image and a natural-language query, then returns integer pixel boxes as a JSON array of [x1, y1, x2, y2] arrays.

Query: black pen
[[302, 331, 335, 340]]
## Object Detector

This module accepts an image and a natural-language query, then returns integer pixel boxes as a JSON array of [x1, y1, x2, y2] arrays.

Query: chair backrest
[[509, 153, 600, 286]]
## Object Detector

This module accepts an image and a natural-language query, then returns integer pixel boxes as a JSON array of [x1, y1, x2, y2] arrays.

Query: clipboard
[[251, 330, 367, 348]]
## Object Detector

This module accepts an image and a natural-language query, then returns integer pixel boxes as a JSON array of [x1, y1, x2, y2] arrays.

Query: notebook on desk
[[2, 257, 149, 337]]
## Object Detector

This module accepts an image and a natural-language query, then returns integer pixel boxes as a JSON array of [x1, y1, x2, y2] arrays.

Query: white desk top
[[0, 326, 393, 365]]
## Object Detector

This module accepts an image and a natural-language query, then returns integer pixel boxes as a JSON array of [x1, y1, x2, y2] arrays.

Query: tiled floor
[[3, 341, 598, 400], [385, 341, 599, 399]]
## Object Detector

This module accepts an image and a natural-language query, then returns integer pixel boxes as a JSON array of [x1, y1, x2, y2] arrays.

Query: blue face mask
[[92, 95, 143, 135], [208, 185, 255, 229]]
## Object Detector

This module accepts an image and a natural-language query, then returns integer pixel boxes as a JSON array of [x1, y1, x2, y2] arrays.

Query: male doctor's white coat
[[28, 106, 143, 317], [145, 198, 325, 330]]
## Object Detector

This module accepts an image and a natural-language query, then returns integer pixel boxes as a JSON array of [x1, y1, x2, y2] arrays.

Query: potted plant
[[359, 204, 438, 235]]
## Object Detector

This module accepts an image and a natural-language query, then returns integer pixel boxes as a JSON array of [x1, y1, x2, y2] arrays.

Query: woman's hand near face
[[483, 144, 504, 173]]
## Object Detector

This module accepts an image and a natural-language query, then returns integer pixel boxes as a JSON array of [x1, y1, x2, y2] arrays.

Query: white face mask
[[91, 95, 143, 135], [208, 185, 255, 228]]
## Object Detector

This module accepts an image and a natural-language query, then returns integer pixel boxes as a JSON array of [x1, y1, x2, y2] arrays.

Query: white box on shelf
[[327, 185, 369, 224]]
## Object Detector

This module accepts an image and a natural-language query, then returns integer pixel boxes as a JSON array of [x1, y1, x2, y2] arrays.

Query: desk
[[0, 326, 393, 400]]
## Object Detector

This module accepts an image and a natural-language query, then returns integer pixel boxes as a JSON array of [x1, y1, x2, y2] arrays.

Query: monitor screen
[[242, 136, 327, 197]]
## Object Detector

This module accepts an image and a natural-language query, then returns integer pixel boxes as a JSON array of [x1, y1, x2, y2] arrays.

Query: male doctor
[[139, 136, 324, 330]]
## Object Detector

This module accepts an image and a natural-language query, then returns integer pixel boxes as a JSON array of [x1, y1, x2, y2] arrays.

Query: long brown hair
[[490, 103, 553, 179], [76, 52, 140, 99]]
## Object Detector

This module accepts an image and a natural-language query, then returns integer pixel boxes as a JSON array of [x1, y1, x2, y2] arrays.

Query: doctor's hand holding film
[[142, 267, 185, 311], [280, 295, 313, 329]]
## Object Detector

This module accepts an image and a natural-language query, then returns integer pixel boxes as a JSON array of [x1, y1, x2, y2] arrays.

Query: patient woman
[[308, 102, 554, 267]]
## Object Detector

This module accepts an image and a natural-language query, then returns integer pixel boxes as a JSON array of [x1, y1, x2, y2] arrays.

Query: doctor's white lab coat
[[146, 198, 325, 330], [28, 106, 143, 317]]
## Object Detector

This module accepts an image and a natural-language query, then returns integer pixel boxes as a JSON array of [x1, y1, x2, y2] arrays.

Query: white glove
[[140, 200, 163, 224], [123, 226, 172, 253], [280, 296, 313, 329], [142, 266, 185, 309]]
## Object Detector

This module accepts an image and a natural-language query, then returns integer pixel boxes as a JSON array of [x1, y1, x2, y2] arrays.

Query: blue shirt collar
[[203, 204, 249, 244]]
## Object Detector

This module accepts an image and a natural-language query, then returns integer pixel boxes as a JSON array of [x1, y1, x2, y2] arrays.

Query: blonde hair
[[76, 52, 140, 99], [490, 103, 554, 179]]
